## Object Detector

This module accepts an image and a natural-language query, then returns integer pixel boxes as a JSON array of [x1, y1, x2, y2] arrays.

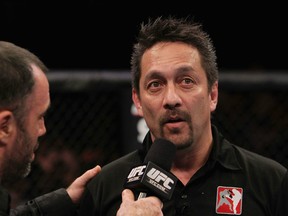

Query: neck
[[171, 139, 213, 185]]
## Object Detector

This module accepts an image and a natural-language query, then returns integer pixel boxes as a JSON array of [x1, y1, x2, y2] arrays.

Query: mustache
[[159, 109, 191, 125]]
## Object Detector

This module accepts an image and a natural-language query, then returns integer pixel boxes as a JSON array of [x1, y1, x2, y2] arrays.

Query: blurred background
[[1, 1, 288, 207]]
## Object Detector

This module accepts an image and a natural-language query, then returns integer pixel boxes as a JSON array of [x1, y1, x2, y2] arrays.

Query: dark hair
[[0, 41, 48, 124], [131, 16, 218, 94]]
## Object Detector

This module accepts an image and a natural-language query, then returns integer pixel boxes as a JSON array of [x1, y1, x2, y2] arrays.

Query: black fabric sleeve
[[0, 186, 10, 216], [10, 188, 77, 216], [276, 170, 288, 216]]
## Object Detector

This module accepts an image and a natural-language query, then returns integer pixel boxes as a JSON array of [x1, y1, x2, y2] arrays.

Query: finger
[[121, 189, 135, 202], [149, 196, 163, 209], [72, 165, 101, 187], [66, 165, 101, 204], [80, 165, 101, 183], [83, 165, 102, 180]]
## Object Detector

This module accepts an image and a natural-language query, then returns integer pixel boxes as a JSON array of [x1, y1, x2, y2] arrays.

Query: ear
[[132, 88, 143, 117], [0, 110, 15, 144], [210, 81, 218, 112]]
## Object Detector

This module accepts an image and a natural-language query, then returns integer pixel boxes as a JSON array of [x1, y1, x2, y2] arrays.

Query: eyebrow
[[144, 66, 195, 81], [176, 66, 195, 74], [144, 70, 163, 81]]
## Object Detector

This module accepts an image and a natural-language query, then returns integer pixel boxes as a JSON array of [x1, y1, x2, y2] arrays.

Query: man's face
[[132, 42, 218, 150], [1, 65, 50, 186], [1, 123, 34, 185]]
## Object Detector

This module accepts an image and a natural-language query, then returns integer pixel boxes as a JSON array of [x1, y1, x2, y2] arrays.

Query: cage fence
[[7, 71, 288, 208]]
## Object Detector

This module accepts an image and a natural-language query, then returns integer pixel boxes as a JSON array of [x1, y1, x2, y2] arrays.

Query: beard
[[1, 126, 34, 187], [158, 109, 194, 150]]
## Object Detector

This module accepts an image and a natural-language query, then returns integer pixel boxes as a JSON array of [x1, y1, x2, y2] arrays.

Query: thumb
[[66, 165, 101, 204], [78, 165, 101, 185], [121, 189, 135, 202]]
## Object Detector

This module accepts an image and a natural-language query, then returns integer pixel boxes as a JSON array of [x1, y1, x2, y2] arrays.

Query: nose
[[163, 84, 182, 109]]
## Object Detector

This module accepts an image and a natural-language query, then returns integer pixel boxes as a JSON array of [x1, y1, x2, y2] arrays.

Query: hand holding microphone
[[116, 189, 163, 216]]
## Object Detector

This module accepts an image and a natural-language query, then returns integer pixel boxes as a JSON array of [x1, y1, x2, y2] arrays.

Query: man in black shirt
[[78, 16, 288, 216]]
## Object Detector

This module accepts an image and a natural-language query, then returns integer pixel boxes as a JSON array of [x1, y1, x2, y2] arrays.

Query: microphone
[[124, 138, 177, 200]]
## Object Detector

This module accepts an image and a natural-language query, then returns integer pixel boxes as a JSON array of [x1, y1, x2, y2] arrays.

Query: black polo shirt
[[78, 125, 288, 216]]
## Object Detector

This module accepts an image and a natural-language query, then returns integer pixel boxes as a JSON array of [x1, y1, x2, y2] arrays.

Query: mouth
[[34, 142, 39, 151], [164, 115, 184, 123], [31, 143, 39, 160], [163, 117, 185, 128], [161, 109, 190, 131]]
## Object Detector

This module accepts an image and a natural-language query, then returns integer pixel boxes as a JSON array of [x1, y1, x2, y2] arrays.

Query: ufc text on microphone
[[124, 138, 178, 200]]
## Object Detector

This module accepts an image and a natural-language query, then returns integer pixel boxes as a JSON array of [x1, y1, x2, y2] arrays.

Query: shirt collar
[[210, 125, 242, 170], [141, 125, 242, 171]]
